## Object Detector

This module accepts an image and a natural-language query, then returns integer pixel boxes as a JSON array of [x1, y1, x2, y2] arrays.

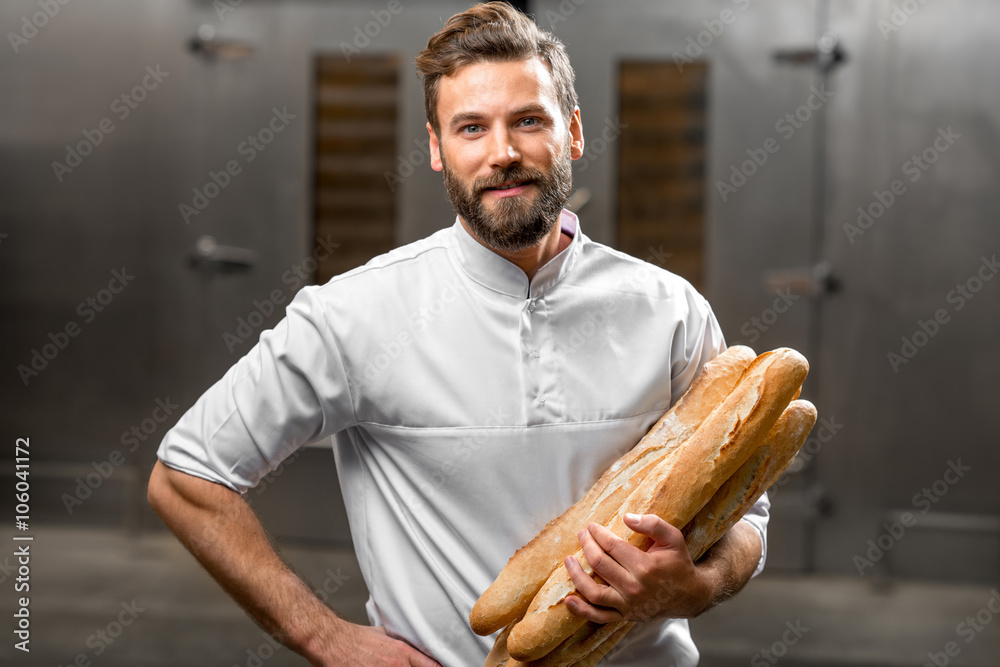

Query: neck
[[459, 216, 571, 280]]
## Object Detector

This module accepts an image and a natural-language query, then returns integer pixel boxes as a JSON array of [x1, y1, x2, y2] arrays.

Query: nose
[[488, 125, 521, 170]]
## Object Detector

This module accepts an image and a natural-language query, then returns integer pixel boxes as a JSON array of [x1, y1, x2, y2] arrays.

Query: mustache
[[473, 166, 545, 195]]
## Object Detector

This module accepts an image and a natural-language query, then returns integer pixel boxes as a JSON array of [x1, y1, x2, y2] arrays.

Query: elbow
[[147, 460, 171, 516]]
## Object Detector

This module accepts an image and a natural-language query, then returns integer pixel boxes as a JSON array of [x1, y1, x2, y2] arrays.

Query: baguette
[[571, 622, 635, 667], [485, 621, 634, 667], [683, 398, 817, 558], [532, 620, 626, 667], [484, 623, 515, 667], [551, 399, 818, 666], [471, 346, 756, 636], [506, 348, 809, 661]]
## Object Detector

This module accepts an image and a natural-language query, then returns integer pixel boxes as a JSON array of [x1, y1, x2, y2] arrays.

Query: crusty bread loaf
[[484, 623, 515, 667], [683, 398, 817, 558], [530, 619, 627, 667], [485, 620, 633, 667], [470, 346, 756, 636], [548, 399, 818, 666], [506, 348, 809, 661], [571, 621, 635, 667]]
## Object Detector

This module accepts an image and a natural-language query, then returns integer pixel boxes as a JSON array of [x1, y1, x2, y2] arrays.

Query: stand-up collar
[[449, 209, 582, 299]]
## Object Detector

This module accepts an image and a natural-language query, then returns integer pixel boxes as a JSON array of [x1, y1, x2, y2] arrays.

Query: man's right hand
[[147, 462, 442, 667], [311, 625, 441, 667]]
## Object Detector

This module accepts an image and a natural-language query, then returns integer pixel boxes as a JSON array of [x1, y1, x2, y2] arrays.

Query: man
[[148, 4, 768, 665]]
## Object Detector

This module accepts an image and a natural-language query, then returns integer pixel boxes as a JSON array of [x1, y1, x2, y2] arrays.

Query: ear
[[568, 107, 584, 160], [428, 122, 443, 172]]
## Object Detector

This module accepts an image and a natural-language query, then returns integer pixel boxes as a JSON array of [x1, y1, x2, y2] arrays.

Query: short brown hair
[[415, 1, 578, 134]]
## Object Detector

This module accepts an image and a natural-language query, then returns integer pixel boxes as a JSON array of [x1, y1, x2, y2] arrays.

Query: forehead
[[436, 57, 560, 124]]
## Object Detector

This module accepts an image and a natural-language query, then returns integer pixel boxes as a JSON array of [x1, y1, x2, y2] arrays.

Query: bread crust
[[683, 398, 817, 558], [484, 623, 514, 667], [546, 399, 818, 665], [531, 620, 627, 667], [506, 348, 809, 661], [570, 621, 635, 667], [470, 346, 756, 636]]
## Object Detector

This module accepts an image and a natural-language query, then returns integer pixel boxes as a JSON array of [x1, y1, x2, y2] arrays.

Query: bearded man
[[148, 3, 769, 665]]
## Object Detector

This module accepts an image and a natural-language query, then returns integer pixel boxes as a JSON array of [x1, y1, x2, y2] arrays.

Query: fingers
[[408, 648, 443, 667], [581, 523, 643, 582], [565, 550, 622, 610], [393, 633, 442, 667], [571, 523, 645, 611], [563, 592, 623, 624], [565, 516, 693, 626], [623, 512, 685, 549], [356, 625, 442, 667]]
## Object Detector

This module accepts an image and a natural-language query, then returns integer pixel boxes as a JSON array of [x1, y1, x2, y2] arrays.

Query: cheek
[[530, 136, 564, 164], [448, 145, 485, 176]]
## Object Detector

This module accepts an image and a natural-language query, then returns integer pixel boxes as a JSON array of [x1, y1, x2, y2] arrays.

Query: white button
[[537, 394, 546, 404], [528, 303, 535, 312], [531, 349, 540, 358]]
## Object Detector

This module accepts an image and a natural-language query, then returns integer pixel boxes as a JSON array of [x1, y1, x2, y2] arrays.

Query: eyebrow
[[447, 104, 552, 131]]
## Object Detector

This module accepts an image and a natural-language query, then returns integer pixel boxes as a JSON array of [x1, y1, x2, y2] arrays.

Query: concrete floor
[[1, 526, 997, 666]]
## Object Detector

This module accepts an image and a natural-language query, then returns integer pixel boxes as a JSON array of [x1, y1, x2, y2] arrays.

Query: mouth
[[482, 180, 534, 198]]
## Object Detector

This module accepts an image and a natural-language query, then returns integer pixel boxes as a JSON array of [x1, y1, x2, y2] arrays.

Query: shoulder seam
[[322, 241, 451, 288]]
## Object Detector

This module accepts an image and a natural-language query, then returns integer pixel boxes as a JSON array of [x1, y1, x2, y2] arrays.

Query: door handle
[[773, 32, 848, 73], [187, 235, 257, 273], [763, 261, 840, 297]]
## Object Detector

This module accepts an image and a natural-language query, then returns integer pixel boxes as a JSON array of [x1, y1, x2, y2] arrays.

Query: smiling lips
[[483, 180, 534, 198]]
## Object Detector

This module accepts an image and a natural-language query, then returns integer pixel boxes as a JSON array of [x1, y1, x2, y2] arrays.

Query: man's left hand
[[563, 513, 715, 623]]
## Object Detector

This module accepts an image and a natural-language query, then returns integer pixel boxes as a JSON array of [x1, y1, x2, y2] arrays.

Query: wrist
[[689, 559, 724, 616], [296, 615, 352, 665], [279, 591, 350, 664]]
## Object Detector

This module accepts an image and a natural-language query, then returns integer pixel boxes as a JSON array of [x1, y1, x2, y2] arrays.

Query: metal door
[[707, 0, 833, 573], [0, 0, 312, 531], [711, 0, 1000, 581], [812, 0, 1000, 582]]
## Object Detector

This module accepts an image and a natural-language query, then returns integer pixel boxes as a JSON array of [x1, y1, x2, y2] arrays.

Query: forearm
[[692, 519, 762, 614], [147, 461, 348, 663]]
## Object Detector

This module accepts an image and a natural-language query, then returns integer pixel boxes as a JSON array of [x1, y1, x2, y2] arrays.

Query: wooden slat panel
[[318, 120, 396, 139], [620, 216, 706, 240], [617, 60, 707, 291], [317, 154, 395, 175], [618, 159, 704, 181], [618, 180, 704, 202], [316, 190, 395, 210], [314, 54, 399, 284], [317, 86, 397, 108], [316, 172, 391, 190], [619, 201, 702, 223], [317, 136, 396, 155], [316, 203, 394, 221], [317, 105, 396, 122], [619, 62, 707, 91], [317, 219, 397, 241], [318, 55, 398, 79]]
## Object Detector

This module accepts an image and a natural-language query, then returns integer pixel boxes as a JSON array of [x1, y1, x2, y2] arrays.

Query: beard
[[441, 142, 573, 253]]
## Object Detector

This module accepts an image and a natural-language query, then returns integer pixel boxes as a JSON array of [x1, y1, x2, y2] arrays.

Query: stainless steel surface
[[539, 0, 999, 582], [814, 0, 1000, 581], [2, 0, 997, 581], [188, 235, 258, 272]]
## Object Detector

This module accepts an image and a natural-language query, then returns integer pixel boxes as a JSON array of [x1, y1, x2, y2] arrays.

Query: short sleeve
[[668, 291, 728, 406], [739, 491, 770, 578], [156, 285, 356, 493]]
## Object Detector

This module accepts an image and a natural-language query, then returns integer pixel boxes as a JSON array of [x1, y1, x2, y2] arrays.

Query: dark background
[[1, 1, 998, 665]]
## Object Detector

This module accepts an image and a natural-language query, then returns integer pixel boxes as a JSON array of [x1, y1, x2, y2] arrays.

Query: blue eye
[[462, 125, 482, 135]]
